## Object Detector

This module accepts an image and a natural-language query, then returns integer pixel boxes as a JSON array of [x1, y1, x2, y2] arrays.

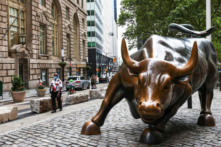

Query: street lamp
[[61, 48, 64, 87]]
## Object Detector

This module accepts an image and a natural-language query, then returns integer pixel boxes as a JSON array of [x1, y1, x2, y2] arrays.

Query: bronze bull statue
[[81, 25, 218, 145]]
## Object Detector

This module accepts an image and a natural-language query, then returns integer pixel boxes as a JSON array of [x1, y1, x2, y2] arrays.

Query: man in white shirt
[[50, 73, 62, 113], [36, 77, 43, 86]]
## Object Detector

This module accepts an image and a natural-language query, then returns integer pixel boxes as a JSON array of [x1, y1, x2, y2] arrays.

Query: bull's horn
[[175, 41, 198, 77], [121, 38, 141, 73]]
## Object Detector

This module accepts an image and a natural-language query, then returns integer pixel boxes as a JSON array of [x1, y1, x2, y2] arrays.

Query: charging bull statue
[[81, 24, 218, 145]]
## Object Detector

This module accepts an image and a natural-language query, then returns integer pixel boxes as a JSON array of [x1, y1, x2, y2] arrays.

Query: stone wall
[[0, 0, 88, 91]]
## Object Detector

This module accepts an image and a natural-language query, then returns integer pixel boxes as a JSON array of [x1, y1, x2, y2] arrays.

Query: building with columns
[[0, 0, 87, 91]]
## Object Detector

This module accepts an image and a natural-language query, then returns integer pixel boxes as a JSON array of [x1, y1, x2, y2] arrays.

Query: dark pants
[[51, 92, 62, 111]]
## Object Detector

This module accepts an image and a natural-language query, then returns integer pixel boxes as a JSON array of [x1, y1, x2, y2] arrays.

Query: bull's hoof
[[197, 114, 215, 126], [81, 121, 101, 135], [140, 128, 163, 145]]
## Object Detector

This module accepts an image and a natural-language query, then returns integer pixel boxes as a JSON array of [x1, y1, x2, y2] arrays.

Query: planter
[[11, 91, 26, 102], [37, 89, 47, 97]]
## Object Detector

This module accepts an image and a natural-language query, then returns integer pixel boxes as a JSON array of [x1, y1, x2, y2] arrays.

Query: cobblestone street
[[0, 89, 221, 147]]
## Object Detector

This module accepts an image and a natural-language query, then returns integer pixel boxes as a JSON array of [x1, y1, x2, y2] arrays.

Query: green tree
[[118, 0, 221, 61]]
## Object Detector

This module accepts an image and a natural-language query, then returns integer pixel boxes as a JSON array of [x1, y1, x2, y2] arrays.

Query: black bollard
[[187, 96, 192, 109]]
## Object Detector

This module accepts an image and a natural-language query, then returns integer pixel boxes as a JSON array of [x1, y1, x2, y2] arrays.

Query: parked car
[[99, 75, 111, 83], [66, 76, 90, 90]]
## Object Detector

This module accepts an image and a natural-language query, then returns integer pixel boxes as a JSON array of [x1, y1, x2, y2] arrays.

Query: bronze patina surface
[[81, 27, 218, 145]]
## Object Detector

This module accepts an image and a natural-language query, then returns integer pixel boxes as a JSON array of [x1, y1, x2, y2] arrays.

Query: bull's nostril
[[156, 103, 161, 108], [138, 102, 142, 106]]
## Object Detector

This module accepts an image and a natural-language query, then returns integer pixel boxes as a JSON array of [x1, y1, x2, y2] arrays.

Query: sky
[[117, 0, 137, 61]]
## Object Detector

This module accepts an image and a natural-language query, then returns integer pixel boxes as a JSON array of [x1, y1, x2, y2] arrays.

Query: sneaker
[[51, 110, 56, 113], [60, 108, 62, 111]]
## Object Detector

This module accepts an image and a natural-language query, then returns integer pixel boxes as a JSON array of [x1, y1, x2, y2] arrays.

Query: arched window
[[51, 1, 58, 56]]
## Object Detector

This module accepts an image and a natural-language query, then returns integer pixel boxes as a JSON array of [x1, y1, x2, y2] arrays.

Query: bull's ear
[[127, 68, 139, 77], [175, 73, 193, 85]]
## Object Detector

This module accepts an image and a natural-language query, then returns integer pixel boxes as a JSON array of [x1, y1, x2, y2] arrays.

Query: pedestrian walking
[[50, 73, 62, 113], [91, 75, 96, 89], [68, 79, 76, 94]]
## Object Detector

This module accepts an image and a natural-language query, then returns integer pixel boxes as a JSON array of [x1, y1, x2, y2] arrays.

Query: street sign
[[69, 63, 71, 66]]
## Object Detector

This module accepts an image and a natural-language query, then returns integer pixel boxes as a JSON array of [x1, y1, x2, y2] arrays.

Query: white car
[[66, 76, 90, 90]]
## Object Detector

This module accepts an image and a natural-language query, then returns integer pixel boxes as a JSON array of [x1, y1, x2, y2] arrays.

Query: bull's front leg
[[140, 84, 192, 145], [81, 74, 124, 135]]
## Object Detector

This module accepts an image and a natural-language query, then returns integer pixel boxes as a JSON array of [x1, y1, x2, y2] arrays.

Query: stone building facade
[[0, 0, 87, 91]]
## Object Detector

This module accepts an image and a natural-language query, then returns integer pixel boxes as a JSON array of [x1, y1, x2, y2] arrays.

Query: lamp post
[[61, 48, 64, 88], [69, 57, 72, 77]]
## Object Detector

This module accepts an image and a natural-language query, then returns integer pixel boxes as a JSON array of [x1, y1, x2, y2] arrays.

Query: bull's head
[[121, 38, 198, 123]]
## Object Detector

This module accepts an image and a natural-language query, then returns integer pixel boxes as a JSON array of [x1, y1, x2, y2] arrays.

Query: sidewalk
[[0, 87, 70, 103], [0, 88, 51, 103]]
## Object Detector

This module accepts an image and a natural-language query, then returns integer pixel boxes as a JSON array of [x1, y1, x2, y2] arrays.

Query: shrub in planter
[[58, 62, 67, 67], [36, 85, 47, 97], [9, 75, 26, 102]]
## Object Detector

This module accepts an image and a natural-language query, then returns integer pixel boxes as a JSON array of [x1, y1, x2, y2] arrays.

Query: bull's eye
[[164, 82, 171, 89]]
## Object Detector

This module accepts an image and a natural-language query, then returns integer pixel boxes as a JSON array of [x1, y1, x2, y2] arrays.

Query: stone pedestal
[[30, 95, 66, 113], [0, 106, 18, 123], [90, 88, 107, 99], [65, 93, 88, 105]]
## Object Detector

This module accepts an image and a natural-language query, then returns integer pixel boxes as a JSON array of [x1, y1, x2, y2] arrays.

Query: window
[[8, 0, 26, 48], [51, 1, 58, 56], [91, 21, 95, 26], [66, 34, 70, 57], [83, 40, 85, 59], [39, 24, 45, 54], [81, 0, 83, 8], [73, 15, 78, 59], [87, 32, 91, 37], [77, 0, 79, 4], [87, 11, 90, 15], [39, 0, 44, 6], [87, 21, 95, 26], [82, 18, 85, 29], [80, 77, 85, 80], [88, 42, 91, 47], [92, 42, 95, 47], [91, 10, 94, 15], [66, 7, 69, 20], [92, 31, 95, 37], [87, 21, 90, 26]]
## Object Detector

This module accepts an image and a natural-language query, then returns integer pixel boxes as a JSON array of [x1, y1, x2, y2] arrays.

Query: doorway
[[41, 69, 47, 86], [19, 64, 23, 82], [19, 58, 29, 88]]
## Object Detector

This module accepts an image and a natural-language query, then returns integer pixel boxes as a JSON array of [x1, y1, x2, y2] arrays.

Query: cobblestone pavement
[[0, 89, 221, 147]]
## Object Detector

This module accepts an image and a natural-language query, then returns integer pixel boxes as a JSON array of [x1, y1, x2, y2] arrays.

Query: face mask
[[54, 77, 57, 80]]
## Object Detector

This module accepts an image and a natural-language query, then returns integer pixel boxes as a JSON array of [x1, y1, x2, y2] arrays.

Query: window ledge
[[38, 54, 50, 59]]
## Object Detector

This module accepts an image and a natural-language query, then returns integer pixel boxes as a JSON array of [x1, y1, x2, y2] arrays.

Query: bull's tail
[[169, 23, 214, 37]]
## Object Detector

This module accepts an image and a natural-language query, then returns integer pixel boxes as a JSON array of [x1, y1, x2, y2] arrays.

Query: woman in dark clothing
[[91, 75, 96, 89]]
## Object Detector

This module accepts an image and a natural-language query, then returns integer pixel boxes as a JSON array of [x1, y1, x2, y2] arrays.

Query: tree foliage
[[118, 0, 221, 61]]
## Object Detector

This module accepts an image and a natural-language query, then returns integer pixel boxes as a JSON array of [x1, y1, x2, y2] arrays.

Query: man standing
[[50, 73, 62, 113], [36, 77, 43, 87]]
